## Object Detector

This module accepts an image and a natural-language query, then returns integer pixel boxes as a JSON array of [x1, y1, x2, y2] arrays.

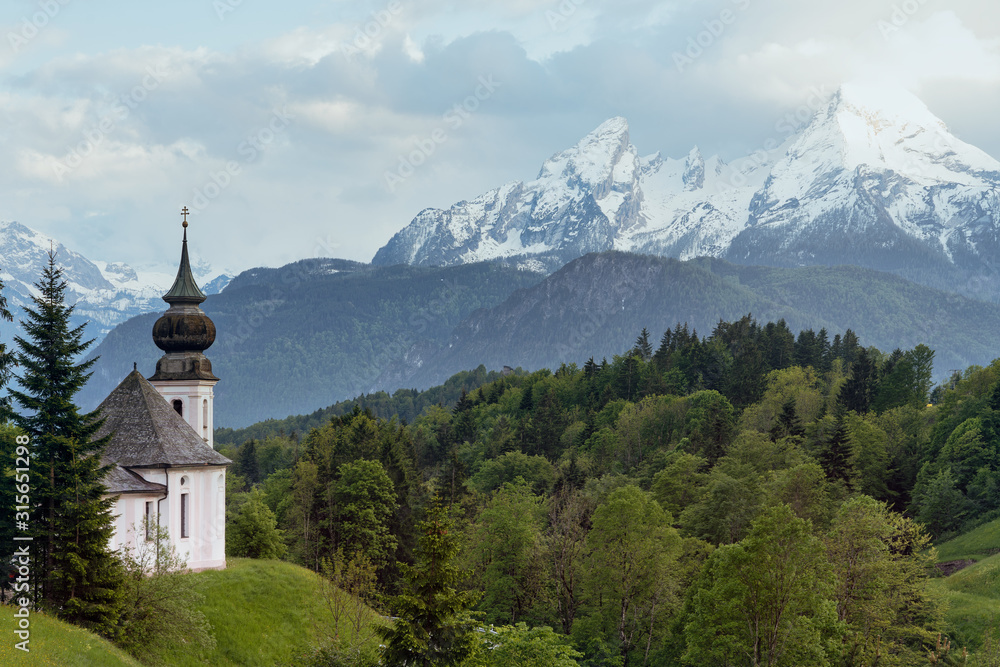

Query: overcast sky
[[1, 0, 999, 274]]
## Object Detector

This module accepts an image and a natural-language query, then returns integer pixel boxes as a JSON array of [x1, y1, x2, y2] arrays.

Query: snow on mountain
[[372, 84, 1000, 300], [373, 115, 772, 268], [0, 220, 232, 342], [728, 84, 1000, 278]]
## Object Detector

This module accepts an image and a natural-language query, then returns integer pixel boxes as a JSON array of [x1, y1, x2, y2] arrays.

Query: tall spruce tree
[[378, 501, 480, 666], [0, 269, 13, 419], [10, 251, 124, 634], [0, 266, 18, 575]]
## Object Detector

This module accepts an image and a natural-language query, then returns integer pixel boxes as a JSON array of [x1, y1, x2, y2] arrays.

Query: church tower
[[149, 208, 220, 448]]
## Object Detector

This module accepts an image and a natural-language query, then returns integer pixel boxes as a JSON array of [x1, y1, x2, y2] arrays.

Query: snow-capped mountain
[[0, 220, 232, 342], [372, 84, 1000, 299]]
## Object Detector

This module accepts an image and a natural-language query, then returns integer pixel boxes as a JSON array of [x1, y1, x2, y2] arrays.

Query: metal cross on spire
[[181, 206, 190, 228]]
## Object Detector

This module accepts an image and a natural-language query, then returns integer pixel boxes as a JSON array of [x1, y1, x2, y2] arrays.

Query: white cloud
[[0, 0, 999, 274]]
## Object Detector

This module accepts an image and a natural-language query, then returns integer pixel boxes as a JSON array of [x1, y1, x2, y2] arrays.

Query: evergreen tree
[[378, 502, 480, 666], [10, 251, 124, 633], [633, 328, 653, 362], [236, 438, 261, 485], [0, 270, 14, 420], [840, 347, 878, 414], [821, 414, 852, 488]]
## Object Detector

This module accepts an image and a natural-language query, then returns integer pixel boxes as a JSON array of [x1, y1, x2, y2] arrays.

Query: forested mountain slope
[[79, 258, 543, 427], [386, 252, 1000, 391]]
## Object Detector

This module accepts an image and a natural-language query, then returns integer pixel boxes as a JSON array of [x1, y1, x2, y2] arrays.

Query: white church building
[[95, 215, 230, 571]]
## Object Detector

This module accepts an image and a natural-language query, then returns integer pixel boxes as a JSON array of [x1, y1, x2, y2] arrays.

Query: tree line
[[221, 313, 998, 665]]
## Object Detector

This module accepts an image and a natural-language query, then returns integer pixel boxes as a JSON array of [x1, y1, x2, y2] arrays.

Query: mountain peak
[[683, 146, 705, 190], [776, 82, 1000, 186], [834, 82, 945, 131], [536, 116, 634, 188]]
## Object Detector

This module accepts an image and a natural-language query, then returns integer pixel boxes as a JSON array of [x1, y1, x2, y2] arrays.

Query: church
[[95, 213, 230, 571]]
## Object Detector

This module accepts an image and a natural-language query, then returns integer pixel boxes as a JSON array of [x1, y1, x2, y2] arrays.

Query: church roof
[[103, 463, 167, 495], [94, 370, 231, 468]]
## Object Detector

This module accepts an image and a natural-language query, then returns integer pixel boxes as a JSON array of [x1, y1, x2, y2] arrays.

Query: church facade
[[96, 217, 230, 571]]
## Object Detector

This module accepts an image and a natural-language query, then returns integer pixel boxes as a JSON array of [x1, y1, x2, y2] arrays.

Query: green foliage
[[826, 496, 939, 666], [10, 252, 124, 634], [227, 488, 288, 560], [114, 521, 215, 661], [197, 311, 1000, 661], [465, 482, 548, 626], [578, 485, 682, 665], [915, 468, 972, 539], [378, 503, 481, 667], [471, 451, 555, 496], [330, 459, 398, 570], [684, 505, 838, 667], [465, 623, 582, 666]]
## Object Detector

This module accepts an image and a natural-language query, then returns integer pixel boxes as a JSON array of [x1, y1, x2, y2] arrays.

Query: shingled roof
[[103, 463, 168, 494], [94, 370, 231, 468]]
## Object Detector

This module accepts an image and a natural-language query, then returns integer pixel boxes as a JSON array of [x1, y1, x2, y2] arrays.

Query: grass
[[931, 552, 1000, 655], [935, 518, 1000, 563], [0, 606, 141, 667], [154, 558, 382, 666], [0, 558, 382, 667]]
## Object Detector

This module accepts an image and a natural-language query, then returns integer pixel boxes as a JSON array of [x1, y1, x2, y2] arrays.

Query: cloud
[[0, 0, 998, 274]]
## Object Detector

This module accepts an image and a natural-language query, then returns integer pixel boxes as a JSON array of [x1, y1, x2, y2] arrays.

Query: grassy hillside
[[155, 558, 380, 666], [0, 558, 380, 667], [932, 553, 1000, 655], [0, 608, 141, 666], [935, 518, 1000, 563]]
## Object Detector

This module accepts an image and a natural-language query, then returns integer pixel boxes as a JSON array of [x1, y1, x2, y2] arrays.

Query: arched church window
[[203, 399, 208, 427], [173, 399, 183, 416]]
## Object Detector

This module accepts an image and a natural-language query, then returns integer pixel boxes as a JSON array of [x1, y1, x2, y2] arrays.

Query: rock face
[[372, 84, 1000, 300]]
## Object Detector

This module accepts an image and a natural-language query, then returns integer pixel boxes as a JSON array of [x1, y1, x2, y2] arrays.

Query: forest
[[217, 314, 1000, 666]]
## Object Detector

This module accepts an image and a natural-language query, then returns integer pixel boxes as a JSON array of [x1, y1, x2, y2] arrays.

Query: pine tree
[[0, 270, 14, 420], [821, 415, 852, 488], [633, 328, 653, 361], [839, 347, 877, 414], [377, 502, 480, 666], [10, 252, 124, 632]]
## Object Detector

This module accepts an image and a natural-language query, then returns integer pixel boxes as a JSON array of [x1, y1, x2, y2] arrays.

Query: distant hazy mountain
[[373, 84, 1000, 300], [79, 259, 543, 428], [377, 252, 1000, 391], [0, 220, 232, 343]]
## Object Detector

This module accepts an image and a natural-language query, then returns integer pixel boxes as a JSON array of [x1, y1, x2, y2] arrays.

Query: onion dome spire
[[163, 206, 207, 305], [149, 208, 218, 381]]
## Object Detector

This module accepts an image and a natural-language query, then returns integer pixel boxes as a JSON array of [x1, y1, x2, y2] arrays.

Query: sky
[[1, 0, 999, 275]]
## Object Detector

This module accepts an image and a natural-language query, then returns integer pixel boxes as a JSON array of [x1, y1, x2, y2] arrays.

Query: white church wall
[[164, 466, 227, 571], [150, 380, 218, 448]]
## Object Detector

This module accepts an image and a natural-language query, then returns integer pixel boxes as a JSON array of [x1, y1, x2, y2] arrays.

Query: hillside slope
[[0, 609, 141, 666], [79, 259, 543, 427], [384, 252, 1000, 391]]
